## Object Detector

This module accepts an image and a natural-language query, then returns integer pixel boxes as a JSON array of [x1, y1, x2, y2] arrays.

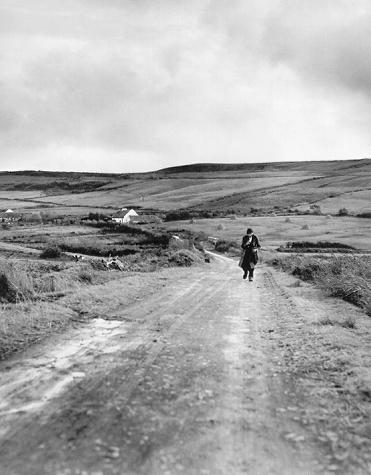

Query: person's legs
[[248, 268, 254, 281], [243, 270, 248, 279]]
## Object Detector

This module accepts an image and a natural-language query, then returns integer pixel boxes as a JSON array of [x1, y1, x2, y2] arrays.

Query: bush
[[40, 246, 62, 259], [78, 270, 93, 283], [168, 249, 202, 267], [215, 240, 237, 253], [338, 207, 349, 216], [309, 204, 321, 215], [286, 241, 354, 250], [357, 212, 371, 219], [98, 223, 170, 247], [165, 211, 192, 222], [301, 224, 310, 230]]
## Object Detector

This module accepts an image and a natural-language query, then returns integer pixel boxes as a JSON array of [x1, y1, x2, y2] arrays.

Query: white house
[[112, 208, 139, 224], [0, 209, 22, 223]]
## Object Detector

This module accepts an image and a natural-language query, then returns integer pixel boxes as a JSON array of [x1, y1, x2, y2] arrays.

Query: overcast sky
[[1, 0, 370, 172]]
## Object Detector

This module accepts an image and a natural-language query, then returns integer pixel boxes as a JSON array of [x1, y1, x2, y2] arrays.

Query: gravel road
[[0, 254, 369, 475]]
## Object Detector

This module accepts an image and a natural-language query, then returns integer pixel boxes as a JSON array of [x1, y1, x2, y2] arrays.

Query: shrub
[[309, 204, 321, 215], [40, 246, 62, 259], [301, 224, 310, 230], [292, 262, 322, 281], [357, 212, 371, 219], [78, 270, 93, 284], [98, 223, 171, 247], [164, 211, 192, 222], [286, 241, 354, 250], [215, 240, 237, 253], [168, 249, 202, 267], [338, 207, 349, 216], [285, 217, 292, 223]]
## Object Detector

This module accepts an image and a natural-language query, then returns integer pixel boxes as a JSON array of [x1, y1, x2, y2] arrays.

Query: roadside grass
[[0, 260, 35, 303], [0, 224, 205, 359], [0, 258, 108, 303], [0, 264, 195, 360], [271, 254, 371, 315], [0, 301, 75, 360]]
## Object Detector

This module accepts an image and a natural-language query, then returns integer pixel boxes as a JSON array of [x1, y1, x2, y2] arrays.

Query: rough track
[[0, 256, 361, 474]]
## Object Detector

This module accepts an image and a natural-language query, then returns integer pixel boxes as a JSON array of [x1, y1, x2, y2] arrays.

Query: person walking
[[239, 228, 261, 281]]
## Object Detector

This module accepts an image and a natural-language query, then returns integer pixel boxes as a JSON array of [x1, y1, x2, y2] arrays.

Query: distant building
[[112, 208, 139, 224], [0, 209, 22, 223]]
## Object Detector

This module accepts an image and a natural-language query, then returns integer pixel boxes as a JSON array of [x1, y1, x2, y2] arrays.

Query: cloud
[[262, 0, 371, 97], [0, 0, 370, 172]]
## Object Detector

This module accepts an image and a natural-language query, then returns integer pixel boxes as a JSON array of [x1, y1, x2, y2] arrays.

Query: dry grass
[[272, 254, 371, 315], [0, 301, 75, 359], [0, 260, 35, 302]]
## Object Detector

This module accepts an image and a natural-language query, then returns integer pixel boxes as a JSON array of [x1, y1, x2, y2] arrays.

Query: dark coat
[[239, 234, 261, 271]]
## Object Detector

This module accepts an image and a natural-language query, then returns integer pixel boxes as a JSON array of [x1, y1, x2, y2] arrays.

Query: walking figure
[[239, 228, 261, 281]]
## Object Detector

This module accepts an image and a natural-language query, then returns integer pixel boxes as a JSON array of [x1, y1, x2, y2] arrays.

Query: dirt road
[[0, 255, 370, 474]]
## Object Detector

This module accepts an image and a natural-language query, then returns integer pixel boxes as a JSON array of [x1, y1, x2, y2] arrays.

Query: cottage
[[112, 208, 139, 224], [0, 209, 22, 223]]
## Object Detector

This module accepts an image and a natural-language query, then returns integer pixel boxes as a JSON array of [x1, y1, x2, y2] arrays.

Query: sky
[[0, 0, 370, 173]]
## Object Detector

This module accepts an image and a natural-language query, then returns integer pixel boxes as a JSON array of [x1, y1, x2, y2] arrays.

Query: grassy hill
[[0, 158, 370, 216]]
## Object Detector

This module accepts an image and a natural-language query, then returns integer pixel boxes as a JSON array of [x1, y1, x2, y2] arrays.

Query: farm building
[[0, 209, 22, 223], [112, 208, 139, 224]]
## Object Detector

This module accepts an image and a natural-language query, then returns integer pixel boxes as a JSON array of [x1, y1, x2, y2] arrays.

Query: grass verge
[[271, 254, 371, 315]]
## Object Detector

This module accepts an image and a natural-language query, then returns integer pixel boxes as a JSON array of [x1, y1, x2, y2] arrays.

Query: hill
[[0, 158, 370, 215]]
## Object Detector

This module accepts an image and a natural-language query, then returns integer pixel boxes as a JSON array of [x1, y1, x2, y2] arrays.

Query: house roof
[[113, 211, 128, 218]]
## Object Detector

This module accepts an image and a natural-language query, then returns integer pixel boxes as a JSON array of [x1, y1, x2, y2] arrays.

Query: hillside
[[0, 158, 370, 215]]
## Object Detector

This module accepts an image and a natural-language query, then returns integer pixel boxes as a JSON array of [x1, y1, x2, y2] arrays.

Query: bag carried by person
[[238, 251, 245, 268]]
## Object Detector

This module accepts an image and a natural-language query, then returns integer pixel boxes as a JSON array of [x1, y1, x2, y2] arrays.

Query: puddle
[[0, 318, 128, 421]]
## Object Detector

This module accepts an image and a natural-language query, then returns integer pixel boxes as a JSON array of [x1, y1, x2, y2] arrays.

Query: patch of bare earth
[[0, 258, 370, 474]]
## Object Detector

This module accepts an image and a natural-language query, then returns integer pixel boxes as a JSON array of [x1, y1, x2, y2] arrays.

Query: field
[[165, 215, 371, 251], [0, 158, 370, 216]]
